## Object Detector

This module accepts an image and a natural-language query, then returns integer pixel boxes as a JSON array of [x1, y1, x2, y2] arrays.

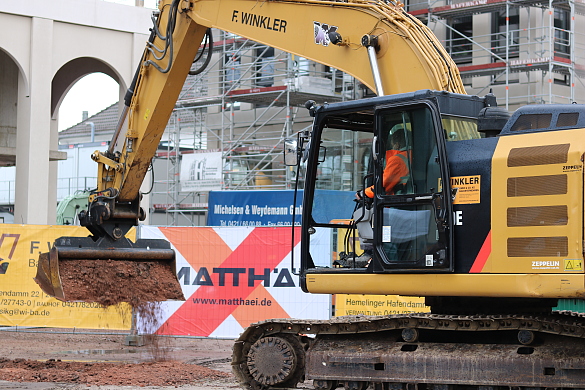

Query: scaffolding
[[408, 0, 585, 109], [151, 1, 584, 225], [151, 31, 360, 225]]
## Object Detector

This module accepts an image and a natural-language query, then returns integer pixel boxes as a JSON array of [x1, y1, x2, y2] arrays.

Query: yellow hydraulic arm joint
[[91, 151, 124, 173]]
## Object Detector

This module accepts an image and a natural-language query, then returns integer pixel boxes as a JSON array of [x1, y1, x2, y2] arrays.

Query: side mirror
[[284, 137, 299, 166]]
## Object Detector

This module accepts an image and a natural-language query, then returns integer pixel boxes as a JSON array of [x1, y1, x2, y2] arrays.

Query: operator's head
[[390, 127, 406, 150]]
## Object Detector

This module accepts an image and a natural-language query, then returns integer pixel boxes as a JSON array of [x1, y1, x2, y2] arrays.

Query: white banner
[[137, 226, 331, 338], [180, 152, 223, 192]]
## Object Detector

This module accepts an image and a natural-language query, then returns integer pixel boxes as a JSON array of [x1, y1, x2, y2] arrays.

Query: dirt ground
[[0, 327, 240, 390]]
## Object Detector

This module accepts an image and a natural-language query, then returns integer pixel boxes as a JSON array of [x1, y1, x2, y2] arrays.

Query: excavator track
[[232, 312, 585, 390]]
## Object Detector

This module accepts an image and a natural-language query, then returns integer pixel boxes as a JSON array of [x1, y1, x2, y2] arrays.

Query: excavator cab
[[369, 104, 451, 270], [295, 90, 488, 289]]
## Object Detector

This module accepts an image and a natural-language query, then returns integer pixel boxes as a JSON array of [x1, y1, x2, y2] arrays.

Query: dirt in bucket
[[59, 259, 184, 306]]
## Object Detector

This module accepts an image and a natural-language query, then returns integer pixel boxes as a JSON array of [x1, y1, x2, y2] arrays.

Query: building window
[[447, 16, 473, 65], [293, 56, 311, 76], [402, 0, 430, 13], [224, 101, 241, 111], [491, 73, 520, 85], [255, 47, 275, 87], [554, 74, 570, 86], [224, 54, 241, 92], [491, 8, 520, 60], [554, 9, 570, 59]]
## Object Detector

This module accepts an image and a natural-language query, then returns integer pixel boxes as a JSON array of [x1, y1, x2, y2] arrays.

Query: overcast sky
[[58, 0, 157, 131]]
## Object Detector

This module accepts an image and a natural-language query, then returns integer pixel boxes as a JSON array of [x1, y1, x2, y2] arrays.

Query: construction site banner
[[207, 190, 355, 227], [207, 190, 303, 227], [138, 226, 330, 338], [0, 224, 131, 329], [335, 294, 430, 316]]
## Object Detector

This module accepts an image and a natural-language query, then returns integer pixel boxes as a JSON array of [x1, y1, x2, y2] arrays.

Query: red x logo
[[157, 227, 300, 336]]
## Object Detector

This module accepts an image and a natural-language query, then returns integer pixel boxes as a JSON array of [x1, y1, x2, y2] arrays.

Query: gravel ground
[[0, 328, 240, 390]]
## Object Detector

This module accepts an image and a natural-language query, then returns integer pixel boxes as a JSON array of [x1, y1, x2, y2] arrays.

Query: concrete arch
[[0, 47, 29, 96], [51, 57, 127, 119], [0, 0, 151, 225], [0, 48, 28, 167]]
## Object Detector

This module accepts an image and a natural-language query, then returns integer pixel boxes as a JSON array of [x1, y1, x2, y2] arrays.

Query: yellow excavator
[[35, 0, 585, 388]]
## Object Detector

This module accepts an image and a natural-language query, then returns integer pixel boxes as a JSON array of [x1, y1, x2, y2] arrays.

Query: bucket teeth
[[34, 249, 65, 301]]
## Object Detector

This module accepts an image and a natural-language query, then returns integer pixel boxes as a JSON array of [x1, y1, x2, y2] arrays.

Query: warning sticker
[[451, 175, 480, 204], [564, 259, 583, 272], [439, 176, 481, 204]]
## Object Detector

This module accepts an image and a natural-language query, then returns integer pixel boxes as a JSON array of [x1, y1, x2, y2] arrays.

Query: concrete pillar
[[48, 117, 59, 224], [471, 13, 492, 92], [14, 17, 53, 224]]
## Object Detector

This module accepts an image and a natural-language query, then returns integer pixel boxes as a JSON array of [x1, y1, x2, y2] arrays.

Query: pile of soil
[[0, 331, 237, 388], [0, 328, 239, 390], [0, 358, 230, 386], [59, 259, 184, 306]]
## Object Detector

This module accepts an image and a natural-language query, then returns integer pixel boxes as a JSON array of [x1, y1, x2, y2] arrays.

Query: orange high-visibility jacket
[[364, 149, 409, 198]]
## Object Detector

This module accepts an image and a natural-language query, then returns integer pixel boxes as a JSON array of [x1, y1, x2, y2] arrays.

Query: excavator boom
[[35, 0, 466, 304]]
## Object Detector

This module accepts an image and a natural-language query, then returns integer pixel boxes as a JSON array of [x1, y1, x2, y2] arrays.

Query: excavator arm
[[36, 0, 466, 302], [85, 0, 466, 240]]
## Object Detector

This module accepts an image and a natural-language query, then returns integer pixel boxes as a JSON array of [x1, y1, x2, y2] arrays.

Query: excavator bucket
[[34, 236, 184, 305]]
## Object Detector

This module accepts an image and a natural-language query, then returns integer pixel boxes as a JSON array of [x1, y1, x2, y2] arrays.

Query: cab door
[[371, 102, 453, 272]]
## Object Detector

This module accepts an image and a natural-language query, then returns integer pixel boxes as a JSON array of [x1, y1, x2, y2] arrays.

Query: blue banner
[[208, 190, 303, 227], [207, 190, 356, 227]]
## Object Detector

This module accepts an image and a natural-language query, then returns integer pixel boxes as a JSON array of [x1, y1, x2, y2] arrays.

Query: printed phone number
[[1, 299, 102, 309], [1, 299, 33, 306]]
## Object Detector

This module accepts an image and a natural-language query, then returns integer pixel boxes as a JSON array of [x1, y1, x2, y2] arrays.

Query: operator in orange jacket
[[347, 128, 410, 267], [358, 128, 410, 200]]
